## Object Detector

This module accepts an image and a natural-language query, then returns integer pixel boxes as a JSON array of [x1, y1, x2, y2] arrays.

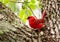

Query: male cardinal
[[27, 10, 46, 31]]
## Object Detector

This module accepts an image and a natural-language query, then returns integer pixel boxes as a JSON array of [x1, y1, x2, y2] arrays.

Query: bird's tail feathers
[[42, 10, 46, 19]]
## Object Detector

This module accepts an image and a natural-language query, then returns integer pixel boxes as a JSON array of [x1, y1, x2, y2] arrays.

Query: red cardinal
[[27, 10, 46, 31]]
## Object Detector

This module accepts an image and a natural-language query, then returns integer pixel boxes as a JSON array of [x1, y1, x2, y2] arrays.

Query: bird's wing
[[34, 19, 44, 24]]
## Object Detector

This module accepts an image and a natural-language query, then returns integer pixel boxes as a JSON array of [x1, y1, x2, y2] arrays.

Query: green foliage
[[6, 2, 18, 12], [0, 0, 42, 23], [18, 0, 42, 23], [28, 2, 36, 9], [18, 9, 32, 23], [0, 0, 9, 4]]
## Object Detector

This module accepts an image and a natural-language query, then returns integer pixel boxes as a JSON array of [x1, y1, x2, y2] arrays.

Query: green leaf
[[22, 14, 27, 23], [0, 0, 9, 4], [38, 1, 42, 8], [18, 9, 26, 18], [31, 0, 35, 3], [6, 2, 18, 12], [22, 4, 27, 9], [28, 2, 36, 9], [18, 8, 32, 23], [27, 10, 32, 16], [18, 9, 26, 23], [10, 0, 16, 2]]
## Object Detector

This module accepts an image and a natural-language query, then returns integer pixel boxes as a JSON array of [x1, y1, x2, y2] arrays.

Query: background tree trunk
[[40, 0, 60, 42], [0, 0, 60, 42]]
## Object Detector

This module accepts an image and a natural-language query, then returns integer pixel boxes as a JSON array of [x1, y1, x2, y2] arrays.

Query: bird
[[27, 10, 46, 32]]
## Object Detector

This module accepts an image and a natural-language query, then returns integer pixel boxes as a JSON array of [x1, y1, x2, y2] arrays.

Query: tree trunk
[[40, 0, 60, 42], [0, 0, 60, 42]]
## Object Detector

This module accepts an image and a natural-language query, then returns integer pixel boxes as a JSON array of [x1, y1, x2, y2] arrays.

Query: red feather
[[27, 10, 46, 31]]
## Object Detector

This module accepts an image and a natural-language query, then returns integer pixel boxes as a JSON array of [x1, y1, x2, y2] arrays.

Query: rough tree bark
[[40, 0, 60, 42], [0, 0, 60, 42]]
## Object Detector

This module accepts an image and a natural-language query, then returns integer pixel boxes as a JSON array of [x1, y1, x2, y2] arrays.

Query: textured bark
[[40, 0, 60, 42], [0, 0, 60, 42]]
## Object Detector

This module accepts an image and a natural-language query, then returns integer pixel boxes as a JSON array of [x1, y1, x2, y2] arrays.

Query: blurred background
[[0, 0, 42, 23]]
